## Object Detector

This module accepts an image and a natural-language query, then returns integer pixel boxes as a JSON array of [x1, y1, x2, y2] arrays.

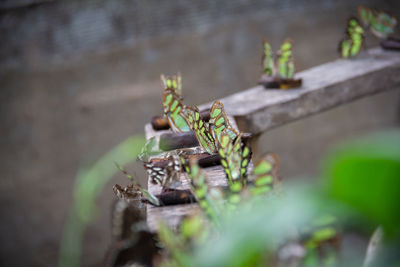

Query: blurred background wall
[[1, 0, 399, 266]]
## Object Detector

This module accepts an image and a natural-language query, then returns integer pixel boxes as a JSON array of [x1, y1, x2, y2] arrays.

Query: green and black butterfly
[[277, 39, 295, 80], [358, 6, 397, 39], [161, 73, 238, 151], [262, 39, 274, 76], [300, 214, 340, 266], [162, 74, 192, 133], [262, 38, 296, 80], [177, 132, 279, 222], [183, 106, 218, 155], [339, 17, 365, 58], [218, 134, 251, 206], [250, 153, 280, 196], [209, 101, 239, 143], [157, 212, 211, 266], [181, 157, 224, 224], [183, 101, 238, 155], [218, 133, 280, 207]]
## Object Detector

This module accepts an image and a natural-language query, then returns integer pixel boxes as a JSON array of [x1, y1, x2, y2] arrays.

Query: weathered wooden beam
[[199, 47, 400, 134]]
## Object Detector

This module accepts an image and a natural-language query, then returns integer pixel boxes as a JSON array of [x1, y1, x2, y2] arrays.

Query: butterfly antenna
[[132, 170, 141, 183], [114, 161, 136, 183]]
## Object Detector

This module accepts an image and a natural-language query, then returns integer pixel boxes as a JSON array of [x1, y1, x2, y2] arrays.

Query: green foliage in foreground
[[59, 130, 400, 266], [159, 131, 400, 266], [59, 135, 145, 267], [325, 131, 400, 236]]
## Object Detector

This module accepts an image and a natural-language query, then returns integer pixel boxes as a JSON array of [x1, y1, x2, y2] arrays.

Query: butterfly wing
[[262, 39, 275, 76], [218, 134, 248, 207], [277, 39, 295, 79], [348, 18, 365, 57], [301, 214, 338, 253], [358, 6, 397, 39], [339, 18, 364, 58], [163, 88, 191, 133], [180, 214, 210, 245], [183, 158, 221, 222], [143, 154, 182, 190], [240, 139, 252, 180], [209, 101, 238, 146], [137, 137, 158, 162], [161, 73, 182, 97], [218, 134, 242, 183], [339, 38, 352, 58], [163, 153, 183, 189], [183, 106, 217, 154], [249, 153, 279, 196], [358, 5, 375, 26], [371, 11, 397, 39], [143, 162, 166, 185]]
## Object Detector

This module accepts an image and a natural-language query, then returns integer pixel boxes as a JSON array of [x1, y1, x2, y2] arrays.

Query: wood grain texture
[[200, 47, 400, 134]]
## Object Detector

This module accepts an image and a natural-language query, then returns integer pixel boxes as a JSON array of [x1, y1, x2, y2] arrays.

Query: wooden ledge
[[200, 47, 400, 134]]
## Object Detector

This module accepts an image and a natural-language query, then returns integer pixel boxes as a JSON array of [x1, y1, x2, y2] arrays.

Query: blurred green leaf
[[59, 135, 145, 267], [324, 131, 400, 236], [191, 186, 329, 267], [187, 131, 400, 267]]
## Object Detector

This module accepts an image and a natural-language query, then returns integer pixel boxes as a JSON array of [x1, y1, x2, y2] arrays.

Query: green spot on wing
[[241, 159, 248, 167], [174, 115, 191, 131], [164, 94, 173, 106], [220, 135, 230, 148], [170, 100, 178, 111], [262, 40, 274, 76], [254, 175, 273, 186], [230, 182, 242, 192], [212, 108, 222, 118], [215, 117, 225, 126], [253, 160, 272, 175], [221, 159, 228, 167]]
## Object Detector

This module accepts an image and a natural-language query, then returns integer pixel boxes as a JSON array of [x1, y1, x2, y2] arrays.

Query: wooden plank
[[199, 47, 400, 134], [146, 164, 228, 232]]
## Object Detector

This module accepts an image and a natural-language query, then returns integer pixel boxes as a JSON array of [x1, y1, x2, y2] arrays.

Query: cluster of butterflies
[[162, 73, 238, 154], [110, 74, 343, 266], [339, 6, 398, 58], [115, 74, 280, 215], [163, 74, 279, 210], [262, 38, 296, 80], [180, 136, 280, 223]]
